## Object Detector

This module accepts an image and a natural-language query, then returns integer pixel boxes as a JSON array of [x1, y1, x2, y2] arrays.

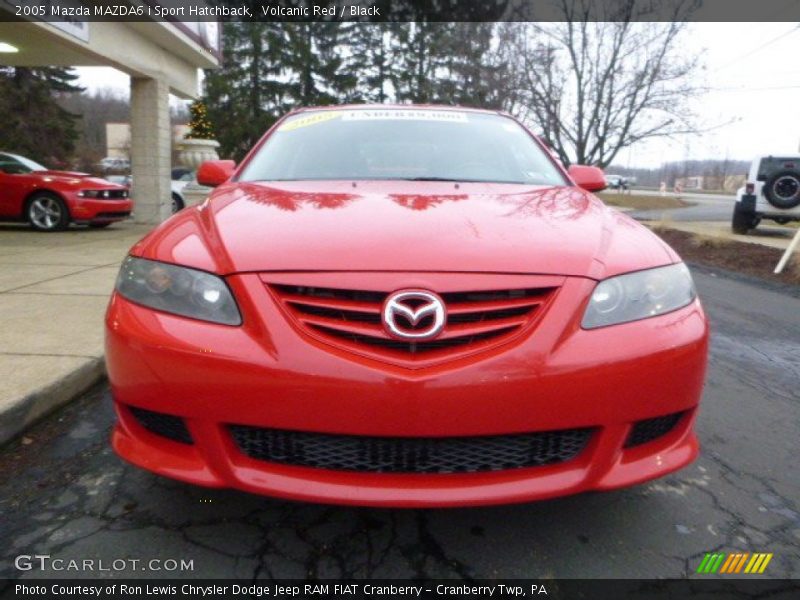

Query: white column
[[130, 76, 171, 224]]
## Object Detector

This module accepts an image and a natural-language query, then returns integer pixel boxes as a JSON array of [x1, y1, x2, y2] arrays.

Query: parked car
[[171, 166, 192, 181], [106, 172, 193, 214], [732, 155, 800, 233], [0, 152, 132, 231], [105, 174, 131, 187], [170, 170, 194, 213], [106, 105, 708, 506], [605, 174, 634, 191], [98, 156, 130, 172]]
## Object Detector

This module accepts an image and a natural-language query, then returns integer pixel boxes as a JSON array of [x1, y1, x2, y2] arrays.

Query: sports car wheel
[[27, 193, 70, 231], [171, 193, 185, 214]]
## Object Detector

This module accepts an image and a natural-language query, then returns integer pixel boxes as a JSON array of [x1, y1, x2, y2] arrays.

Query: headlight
[[115, 256, 241, 326], [582, 263, 696, 329], [79, 190, 110, 198], [79, 189, 127, 198]]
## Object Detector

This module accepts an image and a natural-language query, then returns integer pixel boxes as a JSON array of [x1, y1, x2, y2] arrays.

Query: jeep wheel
[[732, 203, 758, 234], [764, 170, 800, 209]]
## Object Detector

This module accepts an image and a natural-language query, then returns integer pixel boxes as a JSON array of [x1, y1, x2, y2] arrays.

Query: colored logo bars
[[697, 552, 773, 574]]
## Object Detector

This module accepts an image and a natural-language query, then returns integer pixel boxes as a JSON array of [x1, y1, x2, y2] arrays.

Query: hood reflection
[[233, 181, 600, 220], [390, 193, 468, 210], [237, 182, 358, 211], [495, 186, 599, 221]]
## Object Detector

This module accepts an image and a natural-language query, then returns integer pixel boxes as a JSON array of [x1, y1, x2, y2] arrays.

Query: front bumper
[[105, 273, 708, 507], [67, 196, 133, 223]]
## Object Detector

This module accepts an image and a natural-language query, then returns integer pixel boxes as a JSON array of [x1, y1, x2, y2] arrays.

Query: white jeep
[[732, 155, 800, 234]]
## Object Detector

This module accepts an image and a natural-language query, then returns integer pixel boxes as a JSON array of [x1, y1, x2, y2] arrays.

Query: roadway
[[624, 190, 735, 222]]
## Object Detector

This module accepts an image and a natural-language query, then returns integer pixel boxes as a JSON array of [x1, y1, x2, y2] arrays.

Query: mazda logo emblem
[[382, 290, 446, 340]]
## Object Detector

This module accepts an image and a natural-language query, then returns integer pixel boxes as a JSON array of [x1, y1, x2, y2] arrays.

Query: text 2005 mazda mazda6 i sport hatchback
[[105, 106, 709, 507]]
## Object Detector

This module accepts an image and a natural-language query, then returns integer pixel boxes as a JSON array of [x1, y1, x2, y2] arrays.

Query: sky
[[74, 22, 800, 169]]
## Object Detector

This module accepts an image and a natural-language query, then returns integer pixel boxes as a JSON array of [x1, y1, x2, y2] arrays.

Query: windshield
[[0, 153, 47, 174], [238, 109, 567, 186]]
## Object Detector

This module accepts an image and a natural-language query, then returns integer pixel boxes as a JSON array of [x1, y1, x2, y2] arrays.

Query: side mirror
[[568, 165, 607, 192], [197, 160, 236, 188]]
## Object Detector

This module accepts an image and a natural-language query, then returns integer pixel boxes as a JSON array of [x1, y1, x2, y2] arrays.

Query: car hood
[[35, 169, 89, 179], [33, 170, 124, 188], [133, 181, 679, 279]]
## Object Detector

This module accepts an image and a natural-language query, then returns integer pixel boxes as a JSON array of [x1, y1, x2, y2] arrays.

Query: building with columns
[[0, 11, 220, 224]]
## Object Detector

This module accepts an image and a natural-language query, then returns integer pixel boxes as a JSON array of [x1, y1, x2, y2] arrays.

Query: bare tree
[[500, 0, 703, 167]]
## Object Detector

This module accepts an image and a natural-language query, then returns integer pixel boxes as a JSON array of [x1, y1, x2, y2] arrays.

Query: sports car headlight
[[582, 263, 696, 329], [79, 189, 114, 198], [115, 256, 241, 326]]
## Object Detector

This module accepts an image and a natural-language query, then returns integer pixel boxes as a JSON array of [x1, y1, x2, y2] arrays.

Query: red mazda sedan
[[105, 106, 708, 507], [0, 152, 132, 231]]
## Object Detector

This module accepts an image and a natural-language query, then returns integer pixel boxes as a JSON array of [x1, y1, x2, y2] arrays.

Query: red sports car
[[0, 152, 132, 231], [105, 106, 708, 507]]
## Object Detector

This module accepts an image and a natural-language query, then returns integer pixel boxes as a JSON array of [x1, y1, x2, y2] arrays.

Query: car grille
[[128, 406, 193, 444], [267, 282, 556, 366], [228, 426, 593, 474], [624, 412, 685, 448]]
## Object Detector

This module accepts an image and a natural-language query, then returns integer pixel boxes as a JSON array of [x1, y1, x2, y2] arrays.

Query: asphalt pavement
[[626, 190, 735, 222], [1, 267, 798, 580]]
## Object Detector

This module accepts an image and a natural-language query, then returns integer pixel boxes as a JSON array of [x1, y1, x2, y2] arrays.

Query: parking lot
[[1, 266, 798, 580]]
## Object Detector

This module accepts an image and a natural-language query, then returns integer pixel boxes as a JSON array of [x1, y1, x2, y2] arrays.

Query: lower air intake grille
[[625, 412, 684, 448], [95, 211, 131, 218], [129, 406, 192, 445], [228, 426, 593, 474]]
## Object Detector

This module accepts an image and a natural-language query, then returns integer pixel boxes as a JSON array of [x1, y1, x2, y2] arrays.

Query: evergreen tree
[[391, 22, 444, 103], [202, 21, 510, 160], [341, 23, 395, 103], [204, 22, 358, 159], [0, 67, 83, 166], [282, 23, 353, 106], [391, 23, 505, 107], [389, 23, 456, 104], [203, 23, 290, 160], [439, 23, 507, 109]]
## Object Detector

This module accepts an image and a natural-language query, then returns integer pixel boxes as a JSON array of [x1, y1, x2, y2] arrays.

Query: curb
[[0, 358, 106, 447]]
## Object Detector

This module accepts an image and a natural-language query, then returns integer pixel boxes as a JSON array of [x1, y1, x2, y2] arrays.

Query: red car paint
[[0, 152, 132, 228], [106, 106, 708, 506]]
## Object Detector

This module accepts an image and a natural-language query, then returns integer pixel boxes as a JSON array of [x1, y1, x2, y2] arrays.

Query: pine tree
[[440, 23, 506, 109], [282, 23, 354, 107], [391, 23, 463, 104], [204, 22, 357, 159], [201, 21, 510, 160], [0, 67, 83, 166], [391, 23, 504, 107], [203, 22, 291, 160], [340, 23, 395, 103]]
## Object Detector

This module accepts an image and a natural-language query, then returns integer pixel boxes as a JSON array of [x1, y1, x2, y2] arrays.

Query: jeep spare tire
[[764, 170, 800, 209]]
